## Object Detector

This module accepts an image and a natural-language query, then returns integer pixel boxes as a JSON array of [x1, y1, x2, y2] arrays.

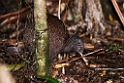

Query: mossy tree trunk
[[34, 0, 49, 75]]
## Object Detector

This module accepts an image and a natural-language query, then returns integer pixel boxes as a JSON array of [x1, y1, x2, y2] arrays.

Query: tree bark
[[34, 0, 49, 75], [85, 0, 105, 39]]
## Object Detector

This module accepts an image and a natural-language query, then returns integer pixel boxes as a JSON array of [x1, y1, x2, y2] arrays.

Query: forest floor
[[0, 0, 124, 83]]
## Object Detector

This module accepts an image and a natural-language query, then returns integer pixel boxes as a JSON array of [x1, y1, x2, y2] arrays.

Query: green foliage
[[7, 63, 24, 71], [109, 44, 123, 51], [38, 75, 61, 83]]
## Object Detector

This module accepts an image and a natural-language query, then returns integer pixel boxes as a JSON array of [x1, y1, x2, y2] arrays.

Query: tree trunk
[[85, 0, 105, 39], [34, 0, 49, 75]]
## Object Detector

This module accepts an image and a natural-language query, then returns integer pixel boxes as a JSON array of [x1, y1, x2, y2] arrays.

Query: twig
[[58, 0, 61, 19], [0, 11, 30, 27], [0, 6, 33, 27], [0, 5, 33, 20], [107, 37, 124, 42], [102, 35, 124, 42], [95, 68, 124, 71], [69, 48, 105, 63], [53, 48, 105, 68], [111, 0, 124, 26]]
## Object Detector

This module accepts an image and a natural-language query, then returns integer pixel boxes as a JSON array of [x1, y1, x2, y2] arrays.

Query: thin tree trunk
[[34, 0, 49, 75]]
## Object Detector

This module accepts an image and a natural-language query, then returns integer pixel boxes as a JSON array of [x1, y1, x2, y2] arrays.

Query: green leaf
[[37, 75, 60, 83], [7, 63, 24, 71]]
